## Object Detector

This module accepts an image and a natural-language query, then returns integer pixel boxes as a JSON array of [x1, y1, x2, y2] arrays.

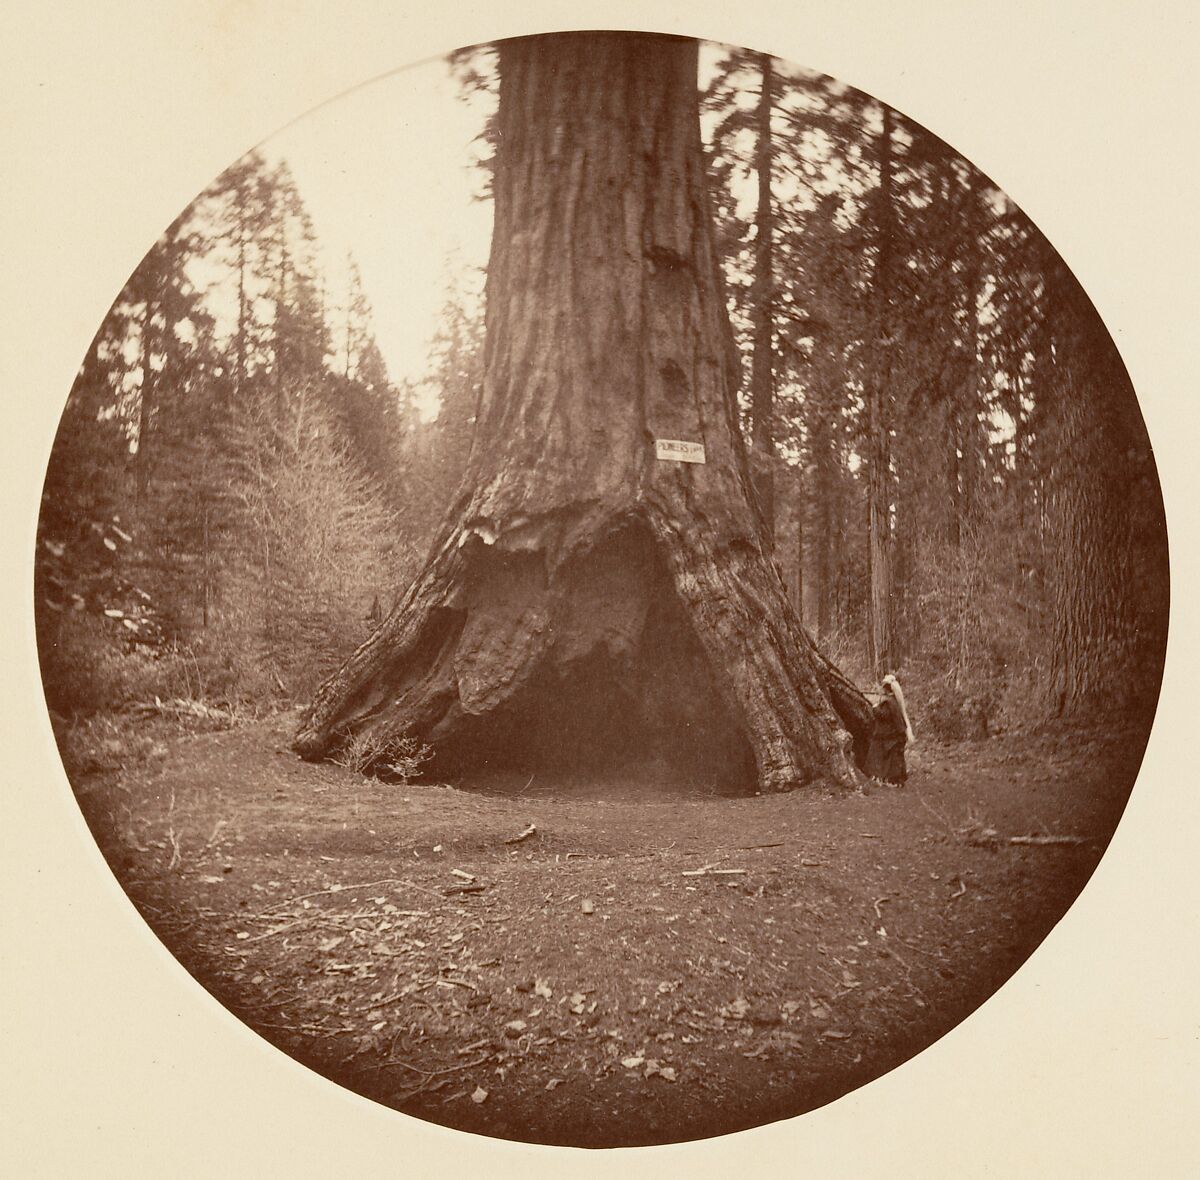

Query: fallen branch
[[963, 826, 1093, 849], [682, 865, 748, 877], [131, 697, 236, 723], [1005, 834, 1093, 847], [504, 823, 538, 845]]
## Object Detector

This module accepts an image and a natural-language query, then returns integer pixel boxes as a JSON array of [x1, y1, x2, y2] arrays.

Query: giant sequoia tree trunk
[[294, 33, 870, 792]]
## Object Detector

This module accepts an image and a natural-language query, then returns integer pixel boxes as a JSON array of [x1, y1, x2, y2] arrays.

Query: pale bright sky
[[257, 46, 738, 415], [264, 56, 494, 404]]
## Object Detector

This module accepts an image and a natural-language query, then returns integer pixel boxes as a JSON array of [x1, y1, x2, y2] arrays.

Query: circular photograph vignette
[[35, 31, 1167, 1149]]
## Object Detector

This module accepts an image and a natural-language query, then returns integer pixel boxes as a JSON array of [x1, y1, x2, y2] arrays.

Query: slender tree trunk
[[815, 486, 832, 643], [274, 232, 290, 430], [806, 383, 835, 643], [135, 288, 158, 507], [792, 467, 804, 620], [834, 475, 849, 640], [235, 224, 248, 398], [202, 503, 211, 629], [892, 485, 911, 663], [749, 53, 777, 544], [945, 398, 961, 548], [955, 171, 985, 545], [866, 104, 895, 678], [295, 33, 869, 791]]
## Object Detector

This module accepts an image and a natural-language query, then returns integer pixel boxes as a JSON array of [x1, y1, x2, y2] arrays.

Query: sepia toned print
[[35, 31, 1167, 1148]]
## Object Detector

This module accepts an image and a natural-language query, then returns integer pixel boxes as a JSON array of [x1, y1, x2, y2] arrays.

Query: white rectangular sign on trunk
[[655, 439, 706, 464]]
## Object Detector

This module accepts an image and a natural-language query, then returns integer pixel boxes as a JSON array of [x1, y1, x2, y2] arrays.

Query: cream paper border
[[2, 2, 1195, 1176]]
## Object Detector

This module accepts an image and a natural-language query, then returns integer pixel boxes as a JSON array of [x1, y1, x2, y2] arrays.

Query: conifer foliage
[[36, 151, 432, 718], [701, 53, 1166, 732], [38, 42, 1167, 757]]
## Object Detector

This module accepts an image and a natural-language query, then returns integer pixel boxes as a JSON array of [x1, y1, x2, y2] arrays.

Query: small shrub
[[40, 613, 196, 716], [51, 713, 162, 777], [331, 730, 433, 783]]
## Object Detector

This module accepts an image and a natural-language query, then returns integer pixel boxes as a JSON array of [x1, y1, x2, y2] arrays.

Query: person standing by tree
[[865, 674, 914, 785]]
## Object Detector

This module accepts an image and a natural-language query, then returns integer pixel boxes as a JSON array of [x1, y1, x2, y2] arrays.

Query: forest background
[[33, 46, 1166, 777], [3, 4, 1194, 1179]]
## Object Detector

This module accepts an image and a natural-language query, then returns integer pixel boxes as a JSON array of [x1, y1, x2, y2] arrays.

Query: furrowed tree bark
[[748, 52, 777, 545], [295, 33, 868, 792], [1040, 250, 1156, 719]]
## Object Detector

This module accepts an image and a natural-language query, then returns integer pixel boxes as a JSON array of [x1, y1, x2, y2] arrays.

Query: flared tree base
[[295, 511, 869, 793]]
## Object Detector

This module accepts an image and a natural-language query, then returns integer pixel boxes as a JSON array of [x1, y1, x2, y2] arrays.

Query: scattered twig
[[682, 865, 747, 877], [241, 918, 309, 943], [735, 842, 786, 851], [264, 878, 441, 912], [166, 829, 182, 872], [883, 945, 928, 1002], [950, 879, 967, 899], [369, 985, 422, 1007], [202, 819, 227, 853], [872, 897, 889, 920], [374, 1053, 491, 1076], [913, 790, 956, 835], [504, 823, 538, 845], [229, 990, 302, 1012], [890, 935, 946, 963], [255, 1020, 357, 1037], [458, 1038, 494, 1055], [166, 789, 182, 872], [514, 774, 536, 798], [436, 977, 478, 991]]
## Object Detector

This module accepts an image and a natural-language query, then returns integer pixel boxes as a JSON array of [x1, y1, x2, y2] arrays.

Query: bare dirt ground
[[66, 713, 1147, 1147]]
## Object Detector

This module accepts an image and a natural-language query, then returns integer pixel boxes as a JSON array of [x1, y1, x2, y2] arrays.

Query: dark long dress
[[865, 695, 907, 784]]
